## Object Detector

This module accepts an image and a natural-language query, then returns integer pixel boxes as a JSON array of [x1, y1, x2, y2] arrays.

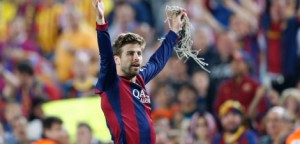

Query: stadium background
[[1, 0, 300, 143]]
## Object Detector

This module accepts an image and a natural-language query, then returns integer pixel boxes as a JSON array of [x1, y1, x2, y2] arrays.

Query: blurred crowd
[[1, 0, 300, 143]]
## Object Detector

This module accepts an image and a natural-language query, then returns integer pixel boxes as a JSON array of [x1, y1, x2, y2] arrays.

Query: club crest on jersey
[[132, 89, 151, 104]]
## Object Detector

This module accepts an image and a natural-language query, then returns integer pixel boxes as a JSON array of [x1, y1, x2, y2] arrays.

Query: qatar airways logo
[[132, 89, 151, 104]]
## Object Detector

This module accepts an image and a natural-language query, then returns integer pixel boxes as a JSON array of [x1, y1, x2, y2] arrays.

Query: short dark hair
[[112, 32, 145, 56], [43, 116, 63, 130], [17, 61, 34, 76], [77, 122, 92, 132]]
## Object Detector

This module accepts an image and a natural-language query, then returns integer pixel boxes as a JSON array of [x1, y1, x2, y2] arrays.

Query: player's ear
[[114, 56, 121, 65]]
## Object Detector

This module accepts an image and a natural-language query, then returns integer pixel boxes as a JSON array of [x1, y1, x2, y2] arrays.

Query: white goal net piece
[[165, 5, 210, 73]]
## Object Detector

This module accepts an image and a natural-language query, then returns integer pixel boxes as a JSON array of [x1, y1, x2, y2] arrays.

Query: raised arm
[[224, 0, 258, 30], [139, 10, 185, 84], [139, 31, 178, 84], [93, 0, 117, 92]]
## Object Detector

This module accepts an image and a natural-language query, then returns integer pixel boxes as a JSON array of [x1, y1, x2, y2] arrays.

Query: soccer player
[[92, 0, 185, 143]]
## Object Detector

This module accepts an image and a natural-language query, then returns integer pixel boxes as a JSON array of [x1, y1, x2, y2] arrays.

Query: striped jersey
[[95, 23, 178, 144]]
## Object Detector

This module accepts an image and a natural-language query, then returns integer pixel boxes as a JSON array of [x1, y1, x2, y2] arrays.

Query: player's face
[[119, 44, 143, 78]]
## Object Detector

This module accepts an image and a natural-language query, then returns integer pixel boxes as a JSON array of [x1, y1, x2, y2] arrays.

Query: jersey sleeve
[[95, 23, 118, 92], [139, 31, 178, 84]]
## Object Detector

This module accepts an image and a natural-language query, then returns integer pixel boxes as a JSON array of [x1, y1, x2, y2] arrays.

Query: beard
[[121, 65, 140, 78], [226, 125, 240, 134]]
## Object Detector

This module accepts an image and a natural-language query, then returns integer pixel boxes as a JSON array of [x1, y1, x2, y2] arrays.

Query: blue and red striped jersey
[[95, 22, 178, 144]]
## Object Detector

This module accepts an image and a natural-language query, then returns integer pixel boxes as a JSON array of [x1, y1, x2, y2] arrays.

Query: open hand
[[169, 9, 186, 34], [92, 0, 105, 25]]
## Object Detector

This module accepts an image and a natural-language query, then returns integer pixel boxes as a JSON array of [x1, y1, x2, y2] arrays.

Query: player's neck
[[118, 72, 137, 83], [117, 67, 137, 83], [121, 75, 137, 83], [130, 77, 137, 83]]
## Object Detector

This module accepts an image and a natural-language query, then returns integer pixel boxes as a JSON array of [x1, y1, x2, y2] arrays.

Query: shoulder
[[95, 76, 120, 93]]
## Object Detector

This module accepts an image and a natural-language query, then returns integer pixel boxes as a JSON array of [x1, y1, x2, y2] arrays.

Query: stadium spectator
[[33, 116, 65, 144], [178, 83, 199, 118], [76, 122, 101, 144], [261, 0, 300, 92], [154, 117, 180, 144], [3, 102, 22, 133], [54, 8, 98, 82], [4, 115, 29, 144], [185, 112, 217, 144], [151, 83, 176, 121], [154, 117, 171, 140], [0, 15, 58, 85], [26, 98, 46, 141], [108, 2, 140, 40], [64, 0, 113, 26], [35, 0, 62, 57], [214, 50, 270, 119], [258, 106, 293, 144], [3, 62, 60, 117], [281, 88, 300, 128], [0, 0, 18, 42], [4, 16, 39, 54], [63, 51, 97, 98], [209, 32, 234, 99], [63, 0, 95, 27], [213, 100, 257, 144], [12, 0, 38, 37], [168, 57, 189, 89], [172, 83, 198, 133], [191, 70, 210, 112], [229, 13, 261, 76], [155, 130, 169, 144]]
